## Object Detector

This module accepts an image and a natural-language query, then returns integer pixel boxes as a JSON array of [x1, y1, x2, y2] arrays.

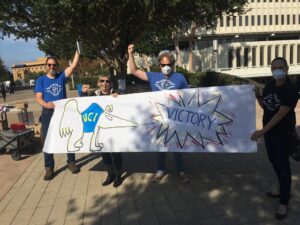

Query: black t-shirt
[[262, 78, 299, 135]]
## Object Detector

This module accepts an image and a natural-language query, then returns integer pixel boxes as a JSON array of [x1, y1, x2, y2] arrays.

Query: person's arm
[[65, 50, 80, 78], [127, 44, 148, 81], [251, 106, 290, 141], [255, 88, 263, 108], [35, 92, 55, 109]]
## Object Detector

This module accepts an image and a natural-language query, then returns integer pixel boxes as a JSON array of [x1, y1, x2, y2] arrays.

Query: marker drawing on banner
[[59, 99, 138, 152]]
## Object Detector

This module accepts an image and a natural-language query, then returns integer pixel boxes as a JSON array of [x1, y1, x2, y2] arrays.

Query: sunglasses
[[47, 64, 57, 68], [99, 80, 110, 83], [160, 63, 172, 67]]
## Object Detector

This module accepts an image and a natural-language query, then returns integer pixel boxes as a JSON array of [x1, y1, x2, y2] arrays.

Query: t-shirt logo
[[155, 79, 176, 90], [263, 93, 280, 111], [46, 83, 62, 96]]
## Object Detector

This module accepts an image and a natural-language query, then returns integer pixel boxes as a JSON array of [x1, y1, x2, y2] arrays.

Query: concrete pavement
[[0, 89, 300, 225]]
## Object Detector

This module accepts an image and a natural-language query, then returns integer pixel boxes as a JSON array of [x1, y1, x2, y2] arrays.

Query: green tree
[[0, 0, 247, 76], [0, 57, 10, 81]]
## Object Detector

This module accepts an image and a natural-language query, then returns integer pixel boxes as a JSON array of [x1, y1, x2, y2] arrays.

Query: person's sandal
[[152, 171, 165, 183], [275, 204, 288, 220], [178, 172, 190, 183]]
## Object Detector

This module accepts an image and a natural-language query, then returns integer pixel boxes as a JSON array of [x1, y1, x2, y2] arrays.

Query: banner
[[44, 85, 257, 153]]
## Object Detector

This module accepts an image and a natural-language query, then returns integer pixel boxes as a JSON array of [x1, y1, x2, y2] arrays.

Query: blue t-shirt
[[34, 72, 67, 102], [146, 72, 188, 91]]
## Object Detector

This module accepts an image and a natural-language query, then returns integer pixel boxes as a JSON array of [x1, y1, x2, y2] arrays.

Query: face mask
[[161, 65, 172, 75], [272, 69, 286, 79], [49, 69, 57, 76]]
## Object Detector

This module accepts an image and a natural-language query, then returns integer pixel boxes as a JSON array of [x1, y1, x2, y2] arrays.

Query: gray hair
[[157, 50, 175, 65]]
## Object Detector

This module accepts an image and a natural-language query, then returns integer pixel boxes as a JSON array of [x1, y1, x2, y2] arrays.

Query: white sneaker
[[178, 172, 190, 183], [152, 170, 165, 183]]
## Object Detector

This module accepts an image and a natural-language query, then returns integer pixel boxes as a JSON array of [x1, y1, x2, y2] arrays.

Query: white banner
[[44, 85, 257, 153]]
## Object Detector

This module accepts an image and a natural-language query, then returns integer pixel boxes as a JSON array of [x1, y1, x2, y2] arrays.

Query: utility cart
[[0, 128, 35, 160]]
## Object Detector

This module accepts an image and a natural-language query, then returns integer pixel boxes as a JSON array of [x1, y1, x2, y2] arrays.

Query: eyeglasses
[[47, 64, 57, 68], [99, 80, 110, 83], [160, 64, 172, 67]]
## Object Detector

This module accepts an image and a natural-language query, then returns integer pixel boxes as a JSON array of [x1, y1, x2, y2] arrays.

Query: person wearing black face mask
[[251, 57, 299, 220]]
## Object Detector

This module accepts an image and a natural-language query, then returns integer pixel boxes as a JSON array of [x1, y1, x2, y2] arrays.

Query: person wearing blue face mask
[[128, 44, 190, 183], [251, 57, 299, 220]]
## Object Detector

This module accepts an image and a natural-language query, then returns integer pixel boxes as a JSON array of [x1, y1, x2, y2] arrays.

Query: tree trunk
[[175, 39, 182, 67], [188, 38, 193, 72]]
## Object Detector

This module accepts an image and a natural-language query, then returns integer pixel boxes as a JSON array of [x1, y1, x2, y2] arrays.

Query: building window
[[236, 48, 241, 67], [281, 15, 285, 24], [251, 15, 255, 26], [228, 49, 234, 68], [233, 16, 236, 26], [226, 16, 230, 26], [298, 15, 300, 24], [257, 15, 261, 26], [275, 15, 279, 25], [245, 16, 249, 26], [244, 47, 249, 67], [252, 47, 256, 67], [260, 46, 264, 66], [287, 15, 290, 24], [267, 46, 272, 65], [220, 16, 224, 27], [275, 45, 279, 57], [290, 45, 294, 64], [293, 15, 296, 24], [283, 45, 286, 59], [297, 45, 300, 64], [264, 15, 267, 25], [269, 15, 273, 25], [239, 16, 243, 26]]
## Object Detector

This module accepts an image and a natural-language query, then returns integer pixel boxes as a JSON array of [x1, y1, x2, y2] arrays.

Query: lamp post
[[213, 39, 218, 71]]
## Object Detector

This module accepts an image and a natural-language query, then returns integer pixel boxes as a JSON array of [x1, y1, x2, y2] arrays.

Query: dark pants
[[41, 108, 75, 168], [157, 152, 184, 173], [1, 92, 6, 102], [102, 153, 122, 176], [264, 133, 291, 205]]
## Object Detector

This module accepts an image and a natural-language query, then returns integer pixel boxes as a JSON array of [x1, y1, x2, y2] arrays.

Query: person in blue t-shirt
[[128, 44, 190, 183], [35, 50, 80, 181]]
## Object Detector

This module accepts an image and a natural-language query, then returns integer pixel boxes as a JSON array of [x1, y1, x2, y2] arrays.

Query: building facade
[[12, 57, 47, 81], [179, 0, 300, 78]]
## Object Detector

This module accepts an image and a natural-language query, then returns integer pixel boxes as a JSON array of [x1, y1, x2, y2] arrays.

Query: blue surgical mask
[[272, 69, 286, 79]]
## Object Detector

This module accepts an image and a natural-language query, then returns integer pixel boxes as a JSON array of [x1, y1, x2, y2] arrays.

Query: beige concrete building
[[178, 0, 300, 78], [11, 57, 47, 81]]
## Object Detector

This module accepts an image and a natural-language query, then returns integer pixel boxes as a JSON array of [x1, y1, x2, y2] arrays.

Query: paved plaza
[[0, 89, 299, 225]]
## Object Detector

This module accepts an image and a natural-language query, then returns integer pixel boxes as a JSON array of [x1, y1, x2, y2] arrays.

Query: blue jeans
[[157, 152, 184, 173], [41, 108, 75, 168]]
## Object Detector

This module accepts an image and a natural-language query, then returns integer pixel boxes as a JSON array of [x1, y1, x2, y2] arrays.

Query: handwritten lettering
[[166, 107, 216, 130]]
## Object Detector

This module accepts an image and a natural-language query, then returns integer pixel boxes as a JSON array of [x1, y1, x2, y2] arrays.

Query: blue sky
[[0, 35, 45, 71]]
